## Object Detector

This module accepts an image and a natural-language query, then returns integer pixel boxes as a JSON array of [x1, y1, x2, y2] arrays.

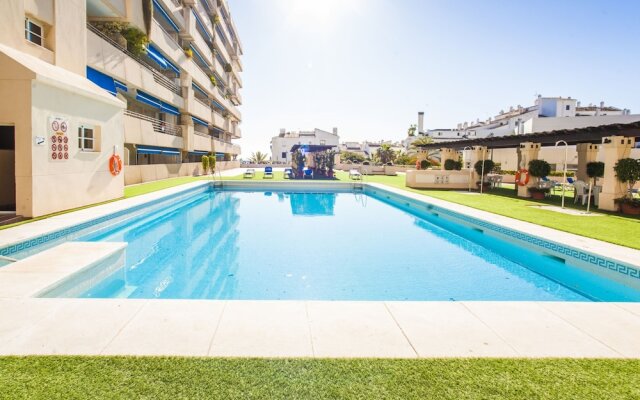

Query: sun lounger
[[284, 168, 293, 179], [243, 168, 255, 179], [264, 166, 273, 179], [303, 168, 313, 179], [349, 169, 362, 180]]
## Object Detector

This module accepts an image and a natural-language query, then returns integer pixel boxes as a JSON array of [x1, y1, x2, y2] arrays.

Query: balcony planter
[[224, 63, 232, 73], [209, 75, 217, 86], [184, 48, 193, 58]]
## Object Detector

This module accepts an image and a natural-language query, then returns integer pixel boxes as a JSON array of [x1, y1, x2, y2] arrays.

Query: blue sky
[[228, 0, 640, 157]]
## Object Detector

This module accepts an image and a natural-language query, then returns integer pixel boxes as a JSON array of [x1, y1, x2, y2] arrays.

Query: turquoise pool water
[[44, 187, 638, 301]]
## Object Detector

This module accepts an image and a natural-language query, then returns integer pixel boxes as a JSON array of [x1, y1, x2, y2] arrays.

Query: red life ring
[[109, 154, 122, 176], [515, 168, 529, 186]]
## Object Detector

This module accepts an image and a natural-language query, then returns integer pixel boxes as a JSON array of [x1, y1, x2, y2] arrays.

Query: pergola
[[412, 122, 640, 211]]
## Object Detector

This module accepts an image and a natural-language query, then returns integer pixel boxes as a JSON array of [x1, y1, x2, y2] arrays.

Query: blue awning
[[190, 44, 209, 67], [190, 150, 209, 155], [153, 0, 180, 32], [136, 90, 162, 109], [86, 67, 116, 96], [211, 100, 226, 111], [192, 10, 212, 41], [146, 45, 167, 69], [192, 82, 208, 98], [147, 44, 180, 76], [114, 79, 128, 92], [137, 145, 180, 155], [192, 116, 209, 127], [135, 91, 180, 116]]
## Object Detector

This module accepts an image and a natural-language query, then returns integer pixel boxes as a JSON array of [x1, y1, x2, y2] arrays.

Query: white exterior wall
[[271, 129, 339, 163]]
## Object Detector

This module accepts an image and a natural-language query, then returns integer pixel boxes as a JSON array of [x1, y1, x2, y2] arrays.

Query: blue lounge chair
[[303, 168, 313, 179], [264, 166, 273, 179], [284, 168, 293, 179]]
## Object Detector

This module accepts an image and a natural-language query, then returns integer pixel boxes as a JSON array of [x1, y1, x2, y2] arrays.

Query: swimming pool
[[17, 183, 638, 302]]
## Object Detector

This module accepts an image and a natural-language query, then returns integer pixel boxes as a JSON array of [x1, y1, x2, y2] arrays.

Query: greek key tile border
[[0, 184, 210, 258], [369, 187, 640, 283]]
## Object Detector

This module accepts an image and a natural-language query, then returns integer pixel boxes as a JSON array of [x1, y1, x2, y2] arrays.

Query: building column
[[439, 148, 457, 170], [516, 142, 541, 198], [575, 143, 599, 182], [599, 136, 635, 211], [468, 146, 488, 182]]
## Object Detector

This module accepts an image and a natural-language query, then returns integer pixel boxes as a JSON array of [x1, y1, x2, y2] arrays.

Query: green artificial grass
[[0, 357, 638, 400]]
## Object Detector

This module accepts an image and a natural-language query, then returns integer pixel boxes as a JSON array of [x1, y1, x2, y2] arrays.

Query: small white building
[[271, 128, 339, 163]]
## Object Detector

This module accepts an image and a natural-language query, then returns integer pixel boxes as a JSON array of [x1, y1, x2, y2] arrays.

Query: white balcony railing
[[124, 110, 183, 137]]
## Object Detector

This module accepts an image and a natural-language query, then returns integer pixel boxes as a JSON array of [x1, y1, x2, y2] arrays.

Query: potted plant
[[420, 159, 430, 170], [209, 75, 217, 86], [527, 159, 551, 199], [184, 48, 193, 58], [614, 158, 640, 215], [586, 162, 604, 186], [474, 159, 495, 190]]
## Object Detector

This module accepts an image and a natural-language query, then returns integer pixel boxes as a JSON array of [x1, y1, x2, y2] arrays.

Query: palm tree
[[376, 144, 396, 164], [250, 151, 269, 164], [410, 136, 440, 163]]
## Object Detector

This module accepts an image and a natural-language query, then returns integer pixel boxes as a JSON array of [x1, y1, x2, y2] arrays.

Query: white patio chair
[[573, 180, 589, 205]]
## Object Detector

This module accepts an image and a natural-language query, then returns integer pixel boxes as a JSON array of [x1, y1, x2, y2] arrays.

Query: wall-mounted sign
[[48, 116, 69, 161], [34, 136, 45, 146]]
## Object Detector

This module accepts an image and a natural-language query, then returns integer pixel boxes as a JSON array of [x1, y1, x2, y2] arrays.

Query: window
[[565, 105, 570, 111], [281, 152, 287, 159], [78, 126, 95, 151], [320, 140, 326, 145], [25, 18, 43, 46]]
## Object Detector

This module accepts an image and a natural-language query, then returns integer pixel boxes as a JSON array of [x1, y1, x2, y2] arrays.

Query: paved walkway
[[1, 299, 639, 357]]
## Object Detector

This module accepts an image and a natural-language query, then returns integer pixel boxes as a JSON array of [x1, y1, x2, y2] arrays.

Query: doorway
[[0, 126, 16, 213]]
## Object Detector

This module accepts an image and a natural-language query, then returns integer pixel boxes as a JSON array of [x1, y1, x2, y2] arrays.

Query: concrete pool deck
[[1, 298, 640, 357], [0, 180, 639, 358]]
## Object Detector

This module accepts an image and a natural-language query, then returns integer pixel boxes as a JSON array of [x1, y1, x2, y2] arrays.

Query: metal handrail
[[124, 110, 183, 137], [87, 23, 181, 95]]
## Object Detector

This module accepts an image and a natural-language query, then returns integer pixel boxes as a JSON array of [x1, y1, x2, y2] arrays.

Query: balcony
[[124, 110, 184, 150], [87, 24, 182, 98]]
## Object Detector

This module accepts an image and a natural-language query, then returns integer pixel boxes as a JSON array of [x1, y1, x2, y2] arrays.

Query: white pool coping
[[0, 180, 639, 358]]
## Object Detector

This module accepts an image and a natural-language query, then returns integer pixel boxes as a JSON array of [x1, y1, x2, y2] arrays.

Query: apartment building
[[0, 0, 242, 218], [271, 128, 339, 163], [86, 0, 243, 184], [410, 97, 640, 170]]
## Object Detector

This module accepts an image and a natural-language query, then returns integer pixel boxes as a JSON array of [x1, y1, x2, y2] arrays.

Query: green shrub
[[614, 158, 640, 198], [201, 155, 209, 174], [208, 155, 216, 173], [223, 153, 231, 162], [121, 27, 149, 56], [444, 159, 457, 170], [420, 159, 430, 170], [586, 162, 605, 180], [528, 159, 551, 178], [474, 160, 495, 177]]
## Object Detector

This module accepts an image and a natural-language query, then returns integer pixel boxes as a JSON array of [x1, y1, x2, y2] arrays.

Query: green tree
[[208, 155, 216, 173], [395, 152, 416, 166], [614, 158, 640, 199], [376, 144, 396, 164], [249, 151, 268, 164], [340, 151, 366, 164], [201, 155, 209, 175]]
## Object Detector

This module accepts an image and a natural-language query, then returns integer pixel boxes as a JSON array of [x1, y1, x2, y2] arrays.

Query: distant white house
[[407, 96, 640, 170], [271, 128, 339, 163]]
